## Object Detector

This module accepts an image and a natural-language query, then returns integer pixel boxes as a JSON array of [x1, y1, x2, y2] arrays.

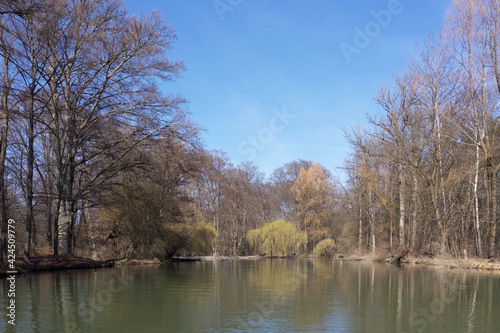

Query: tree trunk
[[0, 95, 8, 264], [46, 198, 53, 245], [0, 84, 8, 264], [53, 197, 60, 261], [359, 192, 363, 252], [436, 109, 448, 220], [24, 14, 38, 263], [57, 201, 73, 255], [398, 163, 405, 248], [0, 24, 11, 263], [474, 143, 482, 256], [369, 189, 376, 254], [487, 157, 497, 259], [389, 213, 393, 252], [83, 205, 98, 260], [24, 87, 35, 264], [411, 172, 418, 251], [429, 186, 446, 254]]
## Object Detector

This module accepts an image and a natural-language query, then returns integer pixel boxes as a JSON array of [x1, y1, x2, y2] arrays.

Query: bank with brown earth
[[0, 255, 115, 276]]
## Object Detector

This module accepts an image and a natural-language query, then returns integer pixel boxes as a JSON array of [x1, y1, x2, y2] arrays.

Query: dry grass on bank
[[402, 256, 500, 271], [343, 249, 500, 272]]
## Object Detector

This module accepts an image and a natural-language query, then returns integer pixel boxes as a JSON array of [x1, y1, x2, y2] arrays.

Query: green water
[[1, 259, 499, 332]]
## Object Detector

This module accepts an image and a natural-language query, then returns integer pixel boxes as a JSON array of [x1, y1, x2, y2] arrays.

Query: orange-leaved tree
[[290, 162, 335, 252]]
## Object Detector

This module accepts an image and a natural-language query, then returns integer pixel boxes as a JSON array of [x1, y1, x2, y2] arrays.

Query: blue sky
[[123, 0, 451, 179]]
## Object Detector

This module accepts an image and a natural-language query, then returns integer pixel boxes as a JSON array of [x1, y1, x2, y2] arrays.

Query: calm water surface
[[1, 259, 500, 332]]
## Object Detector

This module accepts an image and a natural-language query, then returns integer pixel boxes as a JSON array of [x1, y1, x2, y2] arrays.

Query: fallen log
[[386, 249, 409, 265]]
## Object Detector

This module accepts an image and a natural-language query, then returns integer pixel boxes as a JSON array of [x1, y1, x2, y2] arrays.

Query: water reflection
[[1, 260, 499, 332]]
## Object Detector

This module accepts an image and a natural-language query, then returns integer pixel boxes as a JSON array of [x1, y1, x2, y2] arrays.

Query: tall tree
[[291, 162, 335, 252], [34, 0, 186, 258], [446, 0, 500, 258], [191, 150, 229, 255], [370, 75, 418, 249], [270, 159, 314, 219], [0, 15, 14, 262]]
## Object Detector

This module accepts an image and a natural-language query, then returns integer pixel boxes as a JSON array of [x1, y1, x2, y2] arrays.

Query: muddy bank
[[115, 258, 162, 265], [0, 255, 115, 276]]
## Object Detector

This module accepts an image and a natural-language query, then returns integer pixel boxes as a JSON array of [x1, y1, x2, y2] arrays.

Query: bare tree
[[370, 75, 419, 249], [0, 16, 14, 262], [446, 0, 500, 258], [32, 0, 186, 258]]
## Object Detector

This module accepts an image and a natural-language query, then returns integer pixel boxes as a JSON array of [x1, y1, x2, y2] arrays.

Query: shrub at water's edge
[[314, 239, 336, 257], [247, 220, 307, 256]]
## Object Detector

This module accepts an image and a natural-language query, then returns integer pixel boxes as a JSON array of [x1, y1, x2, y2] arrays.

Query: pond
[[1, 259, 499, 332]]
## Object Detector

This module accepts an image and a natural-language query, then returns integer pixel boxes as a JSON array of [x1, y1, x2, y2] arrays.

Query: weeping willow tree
[[314, 239, 336, 257], [247, 219, 307, 256]]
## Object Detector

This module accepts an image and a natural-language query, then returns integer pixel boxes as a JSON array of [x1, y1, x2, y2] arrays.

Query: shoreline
[[161, 254, 500, 272], [401, 256, 500, 271], [0, 255, 114, 276], [2, 254, 500, 276]]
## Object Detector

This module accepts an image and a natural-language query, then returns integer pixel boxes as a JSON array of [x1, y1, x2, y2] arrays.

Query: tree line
[[345, 0, 500, 259], [0, 0, 499, 262], [0, 0, 340, 261], [0, 0, 191, 262]]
